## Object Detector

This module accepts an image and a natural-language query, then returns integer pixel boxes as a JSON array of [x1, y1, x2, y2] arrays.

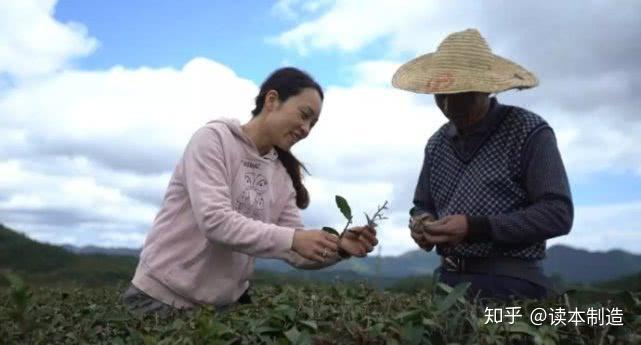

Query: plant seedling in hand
[[322, 195, 388, 238]]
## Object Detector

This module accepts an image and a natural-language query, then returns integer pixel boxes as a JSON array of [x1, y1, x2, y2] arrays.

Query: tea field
[[2, 274, 640, 345]]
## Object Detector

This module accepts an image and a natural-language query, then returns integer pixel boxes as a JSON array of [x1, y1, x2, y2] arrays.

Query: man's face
[[434, 92, 487, 122]]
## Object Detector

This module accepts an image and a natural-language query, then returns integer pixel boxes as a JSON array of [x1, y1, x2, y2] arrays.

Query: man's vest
[[427, 105, 548, 260]]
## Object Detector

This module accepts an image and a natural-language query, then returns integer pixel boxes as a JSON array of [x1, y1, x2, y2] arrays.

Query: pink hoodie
[[132, 118, 339, 308]]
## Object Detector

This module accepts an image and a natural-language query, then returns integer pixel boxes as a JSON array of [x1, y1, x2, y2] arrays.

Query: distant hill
[[254, 245, 641, 284], [543, 245, 641, 283], [253, 247, 442, 278], [1, 224, 75, 274], [0, 224, 137, 286], [62, 244, 141, 257], [4, 223, 641, 286], [597, 271, 641, 292], [58, 240, 641, 284]]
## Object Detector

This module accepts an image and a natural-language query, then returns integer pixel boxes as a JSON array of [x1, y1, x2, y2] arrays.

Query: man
[[393, 29, 573, 301]]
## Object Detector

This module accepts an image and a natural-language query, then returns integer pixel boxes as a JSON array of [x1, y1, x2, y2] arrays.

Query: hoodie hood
[[206, 117, 279, 161]]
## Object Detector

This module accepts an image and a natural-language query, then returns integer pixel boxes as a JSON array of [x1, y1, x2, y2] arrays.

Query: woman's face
[[265, 87, 322, 151]]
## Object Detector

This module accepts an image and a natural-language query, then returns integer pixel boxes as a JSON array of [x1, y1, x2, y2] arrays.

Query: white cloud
[[0, 160, 157, 224], [500, 94, 641, 180], [0, 0, 98, 77], [549, 201, 641, 255], [0, 58, 258, 172], [273, 0, 641, 72], [271, 0, 462, 55], [272, 0, 335, 22], [272, 0, 300, 20], [0, 58, 260, 247], [350, 60, 402, 87]]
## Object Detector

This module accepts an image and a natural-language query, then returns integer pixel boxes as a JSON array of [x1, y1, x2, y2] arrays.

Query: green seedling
[[322, 195, 388, 238]]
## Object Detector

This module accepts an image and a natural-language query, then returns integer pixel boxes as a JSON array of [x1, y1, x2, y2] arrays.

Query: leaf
[[284, 326, 301, 343], [400, 324, 424, 345], [3, 272, 25, 290], [508, 321, 539, 337], [435, 282, 470, 314], [321, 227, 339, 236], [254, 326, 281, 334], [436, 282, 453, 294], [369, 323, 384, 335], [386, 339, 400, 345], [394, 310, 421, 321], [104, 313, 130, 323], [335, 195, 352, 221], [296, 331, 313, 345], [421, 318, 442, 329], [623, 291, 640, 309], [298, 320, 318, 331]]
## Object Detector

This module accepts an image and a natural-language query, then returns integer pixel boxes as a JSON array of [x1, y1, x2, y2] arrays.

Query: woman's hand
[[339, 226, 378, 258], [291, 229, 339, 263]]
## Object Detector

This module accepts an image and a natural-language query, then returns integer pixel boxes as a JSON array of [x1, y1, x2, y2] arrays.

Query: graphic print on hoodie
[[233, 159, 272, 221], [236, 171, 268, 219]]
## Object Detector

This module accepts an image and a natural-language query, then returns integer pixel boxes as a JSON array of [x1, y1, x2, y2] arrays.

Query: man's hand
[[409, 213, 438, 251], [410, 231, 435, 251], [423, 214, 468, 245], [339, 226, 378, 258], [409, 213, 432, 233], [409, 213, 441, 252]]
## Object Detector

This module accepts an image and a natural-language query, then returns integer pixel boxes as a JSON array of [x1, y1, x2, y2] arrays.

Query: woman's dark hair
[[251, 67, 324, 209]]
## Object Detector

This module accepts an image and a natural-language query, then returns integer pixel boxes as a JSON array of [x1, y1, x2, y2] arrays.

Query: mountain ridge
[[4, 224, 641, 284]]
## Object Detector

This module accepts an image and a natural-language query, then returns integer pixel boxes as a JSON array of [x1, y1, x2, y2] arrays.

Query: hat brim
[[391, 52, 538, 94]]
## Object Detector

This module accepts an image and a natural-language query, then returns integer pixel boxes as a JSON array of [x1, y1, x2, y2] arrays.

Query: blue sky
[[1, 0, 640, 255], [54, 0, 379, 87]]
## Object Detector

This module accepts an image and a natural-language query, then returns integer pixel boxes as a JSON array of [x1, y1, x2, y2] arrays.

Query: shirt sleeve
[[411, 144, 437, 218], [276, 189, 342, 269], [182, 127, 296, 258], [466, 126, 574, 244]]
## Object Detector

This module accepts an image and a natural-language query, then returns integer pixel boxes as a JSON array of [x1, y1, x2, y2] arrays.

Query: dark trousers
[[436, 267, 548, 302], [121, 284, 252, 317]]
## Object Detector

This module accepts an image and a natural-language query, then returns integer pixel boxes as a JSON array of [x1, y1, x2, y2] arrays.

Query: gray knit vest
[[428, 106, 548, 260]]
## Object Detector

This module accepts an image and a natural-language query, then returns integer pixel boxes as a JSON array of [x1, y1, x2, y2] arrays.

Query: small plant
[[322, 195, 388, 238], [3, 271, 31, 333]]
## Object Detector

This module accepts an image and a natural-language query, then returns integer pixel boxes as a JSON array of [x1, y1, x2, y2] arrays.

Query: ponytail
[[274, 146, 309, 209]]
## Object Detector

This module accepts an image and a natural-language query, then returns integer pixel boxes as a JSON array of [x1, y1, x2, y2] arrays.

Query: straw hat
[[391, 29, 538, 94]]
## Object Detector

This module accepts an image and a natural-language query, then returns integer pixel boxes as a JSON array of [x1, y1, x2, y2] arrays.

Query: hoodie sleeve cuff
[[272, 226, 296, 254], [466, 215, 492, 242]]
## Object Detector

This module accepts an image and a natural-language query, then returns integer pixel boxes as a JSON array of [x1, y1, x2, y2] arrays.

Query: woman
[[122, 67, 378, 315]]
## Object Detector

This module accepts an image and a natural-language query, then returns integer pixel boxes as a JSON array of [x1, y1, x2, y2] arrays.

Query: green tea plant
[[322, 195, 388, 238], [2, 276, 640, 344]]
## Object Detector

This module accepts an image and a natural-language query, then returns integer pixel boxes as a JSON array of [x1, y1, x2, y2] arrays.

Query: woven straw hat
[[392, 29, 538, 94]]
